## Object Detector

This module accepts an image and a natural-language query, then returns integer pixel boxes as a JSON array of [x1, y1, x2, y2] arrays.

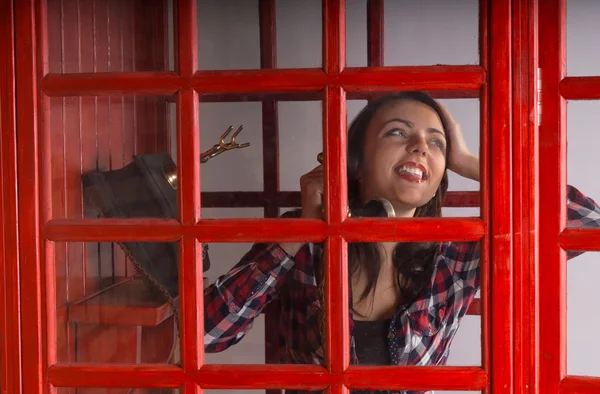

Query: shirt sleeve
[[441, 240, 481, 291], [444, 185, 600, 283], [567, 185, 600, 229], [566, 185, 600, 260], [203, 242, 298, 353], [203, 209, 304, 353]]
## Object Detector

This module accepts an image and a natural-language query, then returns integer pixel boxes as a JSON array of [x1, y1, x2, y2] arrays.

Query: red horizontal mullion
[[345, 366, 487, 391], [44, 218, 485, 243], [192, 69, 328, 94], [559, 376, 600, 394], [44, 219, 183, 241], [559, 228, 600, 251], [47, 364, 185, 388], [194, 364, 330, 390], [339, 65, 485, 93], [342, 217, 485, 242], [41, 72, 182, 96], [40, 67, 487, 97], [560, 76, 600, 99], [197, 90, 480, 103], [200, 190, 480, 208]]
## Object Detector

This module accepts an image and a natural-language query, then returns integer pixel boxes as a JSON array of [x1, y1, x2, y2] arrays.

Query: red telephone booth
[[2, 0, 600, 393]]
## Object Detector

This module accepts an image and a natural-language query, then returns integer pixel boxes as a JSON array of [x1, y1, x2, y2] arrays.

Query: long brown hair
[[346, 92, 451, 314]]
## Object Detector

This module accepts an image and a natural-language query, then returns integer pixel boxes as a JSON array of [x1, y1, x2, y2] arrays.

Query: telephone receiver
[[316, 152, 396, 218]]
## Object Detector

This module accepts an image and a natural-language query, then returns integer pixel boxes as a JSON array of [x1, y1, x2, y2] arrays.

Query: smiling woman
[[203, 92, 483, 389]]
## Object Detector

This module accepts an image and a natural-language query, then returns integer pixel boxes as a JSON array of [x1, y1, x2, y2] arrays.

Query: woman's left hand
[[439, 103, 480, 182]]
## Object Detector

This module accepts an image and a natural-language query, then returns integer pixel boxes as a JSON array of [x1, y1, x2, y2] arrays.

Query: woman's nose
[[407, 134, 428, 156]]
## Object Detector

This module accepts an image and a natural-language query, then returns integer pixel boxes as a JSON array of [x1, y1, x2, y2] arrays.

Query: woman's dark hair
[[347, 91, 451, 315]]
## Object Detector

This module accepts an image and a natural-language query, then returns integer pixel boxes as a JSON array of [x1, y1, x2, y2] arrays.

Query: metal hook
[[200, 125, 250, 163]]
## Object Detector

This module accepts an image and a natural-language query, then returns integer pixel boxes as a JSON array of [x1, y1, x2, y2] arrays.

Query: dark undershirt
[[353, 319, 392, 365]]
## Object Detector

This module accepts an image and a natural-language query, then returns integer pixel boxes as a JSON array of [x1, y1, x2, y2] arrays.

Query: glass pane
[[346, 95, 480, 218], [47, 0, 174, 73], [567, 250, 600, 376], [347, 241, 482, 367], [345, 0, 368, 67], [199, 93, 324, 219], [47, 95, 177, 219], [278, 101, 323, 191], [567, 0, 600, 76], [276, 0, 322, 69], [197, 0, 261, 70], [383, 0, 479, 67], [566, 101, 600, 228], [202, 240, 316, 365], [54, 241, 180, 364]]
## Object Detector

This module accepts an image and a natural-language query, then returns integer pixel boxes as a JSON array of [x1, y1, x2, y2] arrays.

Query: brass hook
[[164, 125, 251, 189], [200, 125, 251, 163]]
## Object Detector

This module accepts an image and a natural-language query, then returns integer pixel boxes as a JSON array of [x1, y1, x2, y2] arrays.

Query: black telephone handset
[[316, 152, 396, 219]]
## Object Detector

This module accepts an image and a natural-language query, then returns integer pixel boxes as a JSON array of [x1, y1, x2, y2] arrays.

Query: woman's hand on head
[[439, 104, 480, 182], [299, 165, 324, 219]]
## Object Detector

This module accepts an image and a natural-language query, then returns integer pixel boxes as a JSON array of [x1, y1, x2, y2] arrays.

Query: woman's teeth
[[396, 166, 424, 180]]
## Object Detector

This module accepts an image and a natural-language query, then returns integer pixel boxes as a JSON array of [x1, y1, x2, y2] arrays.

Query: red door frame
[[4, 0, 544, 393], [539, 1, 600, 393], [0, 0, 22, 393]]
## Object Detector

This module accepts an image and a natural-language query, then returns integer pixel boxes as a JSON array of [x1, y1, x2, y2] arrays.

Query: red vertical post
[[511, 0, 539, 393], [14, 0, 44, 393], [323, 0, 347, 379], [489, 1, 514, 394], [539, 0, 567, 393], [258, 3, 283, 392], [0, 0, 23, 393], [366, 0, 383, 68], [177, 0, 202, 385], [478, 0, 491, 382]]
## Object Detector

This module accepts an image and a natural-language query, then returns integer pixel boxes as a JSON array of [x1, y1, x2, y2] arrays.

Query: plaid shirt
[[203, 185, 600, 394]]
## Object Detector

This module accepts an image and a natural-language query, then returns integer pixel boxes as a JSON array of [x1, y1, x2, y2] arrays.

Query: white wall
[[184, 0, 600, 392]]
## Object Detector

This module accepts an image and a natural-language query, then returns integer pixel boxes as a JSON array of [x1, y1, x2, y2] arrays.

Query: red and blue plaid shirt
[[203, 185, 600, 394]]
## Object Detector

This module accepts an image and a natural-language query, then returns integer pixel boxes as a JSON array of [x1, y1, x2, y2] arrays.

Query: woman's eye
[[387, 128, 407, 137], [429, 139, 446, 151]]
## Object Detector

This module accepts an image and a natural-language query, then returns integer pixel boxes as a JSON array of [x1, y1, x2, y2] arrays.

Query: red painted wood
[[559, 76, 600, 99], [67, 278, 174, 327], [324, 0, 346, 75], [47, 363, 486, 391], [198, 90, 480, 103], [539, 1, 567, 393], [559, 376, 600, 394], [44, 217, 485, 243], [176, 0, 201, 372], [489, 2, 513, 394], [477, 0, 491, 385], [559, 228, 600, 250], [258, 3, 282, 390], [339, 65, 485, 93], [511, 0, 539, 393], [344, 366, 487, 391], [366, 0, 383, 67], [466, 298, 482, 316], [324, 235, 349, 374], [41, 66, 485, 96], [48, 364, 185, 388], [0, 1, 22, 392], [15, 0, 45, 391], [198, 190, 480, 208]]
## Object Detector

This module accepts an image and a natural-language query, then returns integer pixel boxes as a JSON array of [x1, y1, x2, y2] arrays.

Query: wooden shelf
[[68, 278, 175, 327]]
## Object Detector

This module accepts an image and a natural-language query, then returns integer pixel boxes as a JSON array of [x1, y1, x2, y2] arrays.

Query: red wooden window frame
[[539, 1, 600, 393], [5, 0, 537, 393]]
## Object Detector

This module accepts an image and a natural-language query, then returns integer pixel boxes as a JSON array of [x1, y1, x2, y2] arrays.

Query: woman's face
[[357, 99, 447, 215]]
